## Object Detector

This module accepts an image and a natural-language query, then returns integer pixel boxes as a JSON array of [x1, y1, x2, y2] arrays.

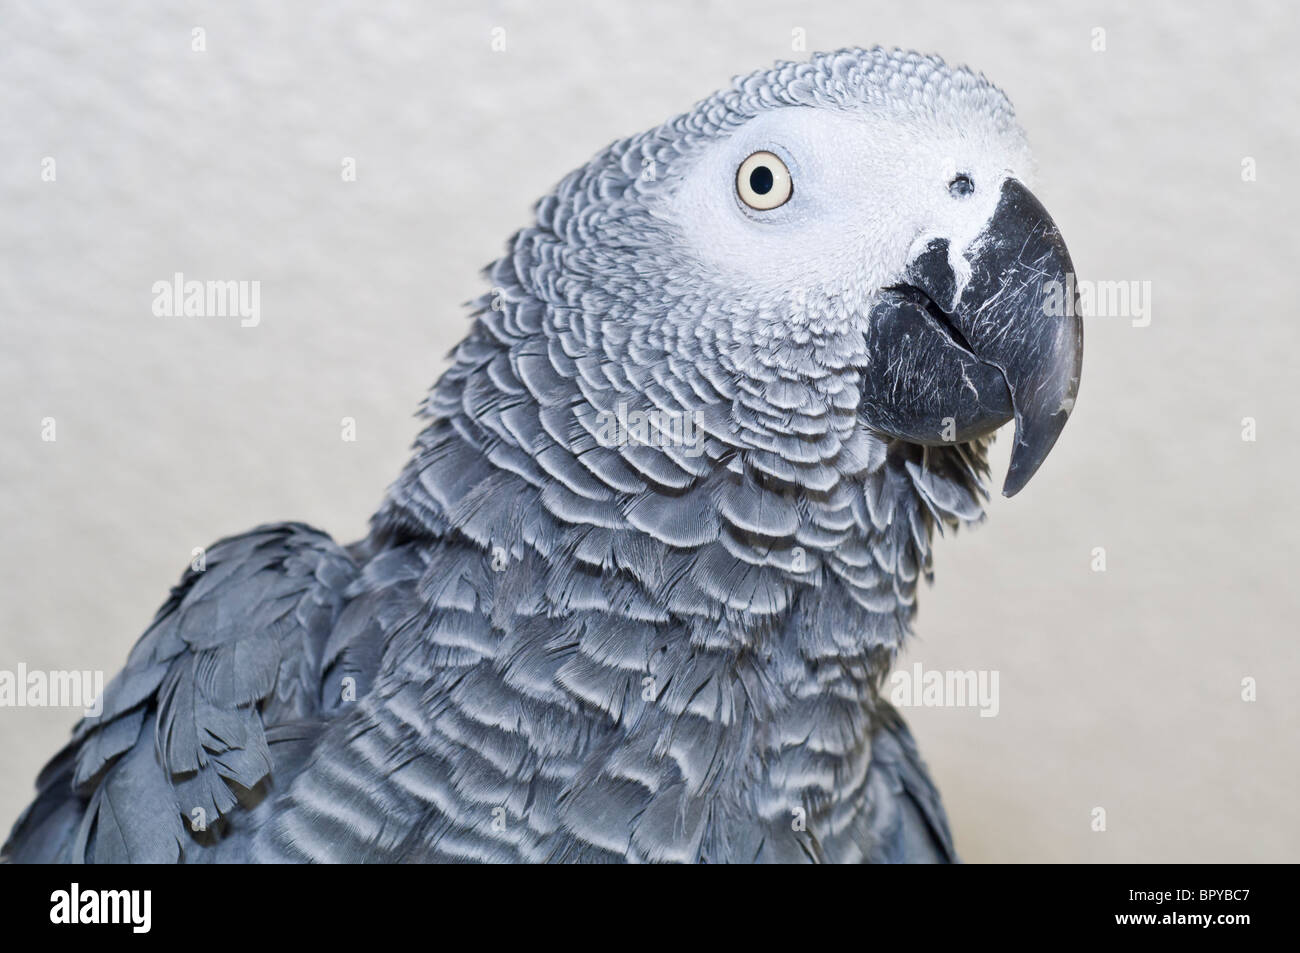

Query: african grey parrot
[[5, 47, 1081, 864]]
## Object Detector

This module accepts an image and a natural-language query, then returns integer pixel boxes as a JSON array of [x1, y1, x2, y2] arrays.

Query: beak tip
[[1000, 402, 1075, 498], [1000, 449, 1043, 497], [1000, 470, 1029, 498]]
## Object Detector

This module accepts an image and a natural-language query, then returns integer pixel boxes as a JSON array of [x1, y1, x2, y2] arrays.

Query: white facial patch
[[658, 102, 1035, 314]]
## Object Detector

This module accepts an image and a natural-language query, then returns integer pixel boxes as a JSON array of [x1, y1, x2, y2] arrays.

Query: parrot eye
[[949, 174, 975, 197], [736, 151, 793, 210]]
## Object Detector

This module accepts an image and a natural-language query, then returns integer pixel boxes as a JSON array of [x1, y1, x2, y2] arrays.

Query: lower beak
[[858, 178, 1083, 496]]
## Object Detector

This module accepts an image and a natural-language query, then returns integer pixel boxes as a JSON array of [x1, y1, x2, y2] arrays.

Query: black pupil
[[749, 165, 774, 195], [950, 174, 974, 197]]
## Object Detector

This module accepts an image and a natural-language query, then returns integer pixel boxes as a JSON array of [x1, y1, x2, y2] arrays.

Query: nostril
[[948, 174, 975, 198]]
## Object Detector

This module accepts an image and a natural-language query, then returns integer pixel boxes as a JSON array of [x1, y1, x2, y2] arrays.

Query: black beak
[[859, 179, 1083, 496]]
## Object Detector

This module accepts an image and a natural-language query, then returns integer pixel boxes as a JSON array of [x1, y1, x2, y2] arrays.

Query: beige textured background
[[1, 0, 1296, 862]]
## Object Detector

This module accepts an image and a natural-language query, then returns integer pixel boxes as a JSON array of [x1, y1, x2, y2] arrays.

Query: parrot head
[[531, 47, 1081, 498]]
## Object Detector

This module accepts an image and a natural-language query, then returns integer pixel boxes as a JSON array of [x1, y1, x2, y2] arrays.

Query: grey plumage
[[6, 46, 1083, 863]]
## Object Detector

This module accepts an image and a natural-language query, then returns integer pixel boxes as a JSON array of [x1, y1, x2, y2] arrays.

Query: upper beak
[[858, 178, 1083, 496]]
